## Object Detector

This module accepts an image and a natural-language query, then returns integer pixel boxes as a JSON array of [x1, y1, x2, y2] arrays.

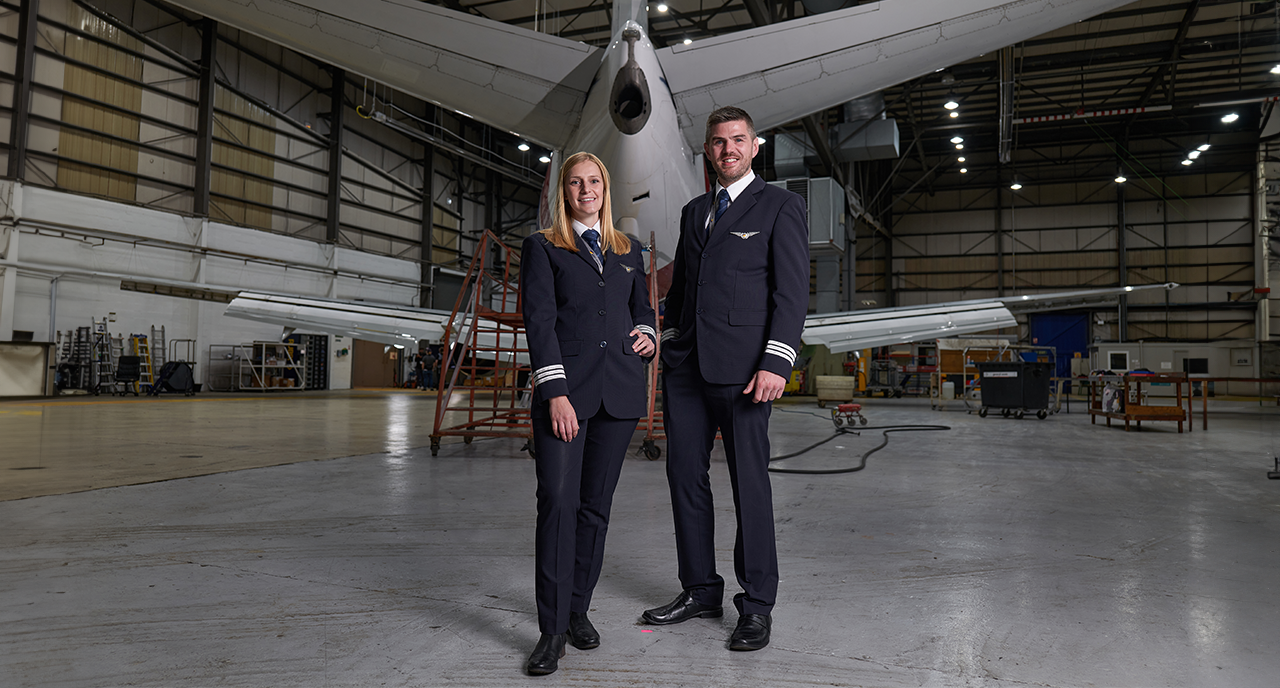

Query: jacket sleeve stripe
[[531, 364, 566, 387], [660, 328, 680, 342], [634, 324, 656, 339], [765, 340, 797, 365]]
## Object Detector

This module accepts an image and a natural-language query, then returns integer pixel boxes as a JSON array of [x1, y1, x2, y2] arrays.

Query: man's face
[[704, 119, 758, 186]]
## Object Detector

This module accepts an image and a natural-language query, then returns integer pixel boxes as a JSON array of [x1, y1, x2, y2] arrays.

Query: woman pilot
[[519, 151, 656, 676]]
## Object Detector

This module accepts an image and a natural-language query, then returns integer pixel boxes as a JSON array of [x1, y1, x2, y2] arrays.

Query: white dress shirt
[[705, 169, 756, 230]]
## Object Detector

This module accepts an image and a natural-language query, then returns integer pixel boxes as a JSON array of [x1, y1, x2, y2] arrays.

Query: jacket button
[[701, 252, 708, 259], [598, 281, 605, 287], [598, 309, 605, 316], [698, 280, 706, 285], [696, 308, 704, 314], [599, 341, 607, 348]]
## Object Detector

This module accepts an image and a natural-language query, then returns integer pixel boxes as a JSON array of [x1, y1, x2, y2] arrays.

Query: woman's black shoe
[[525, 633, 567, 676]]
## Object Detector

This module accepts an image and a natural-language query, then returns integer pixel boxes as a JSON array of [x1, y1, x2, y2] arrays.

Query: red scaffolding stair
[[430, 231, 531, 455]]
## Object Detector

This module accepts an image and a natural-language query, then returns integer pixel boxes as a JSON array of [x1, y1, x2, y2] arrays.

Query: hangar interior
[[2, 1, 1279, 686]]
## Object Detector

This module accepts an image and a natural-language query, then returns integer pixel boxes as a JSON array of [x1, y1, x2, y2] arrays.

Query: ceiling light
[[960, 168, 968, 174], [1272, 64, 1280, 75], [1188, 150, 1201, 159], [955, 144, 964, 150], [1197, 143, 1211, 151], [756, 136, 766, 145], [657, 3, 669, 11], [683, 37, 692, 45], [1115, 174, 1127, 183], [949, 111, 959, 118], [944, 99, 959, 110], [950, 136, 964, 144], [957, 156, 966, 162], [538, 155, 551, 163], [1181, 159, 1193, 166], [517, 142, 530, 152], [1221, 113, 1239, 123], [1010, 181, 1022, 190]]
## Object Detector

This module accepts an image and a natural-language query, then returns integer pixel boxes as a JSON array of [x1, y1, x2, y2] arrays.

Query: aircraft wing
[[164, 0, 602, 149], [802, 283, 1179, 353], [224, 292, 531, 362], [803, 301, 1019, 353], [225, 291, 453, 348], [656, 0, 1133, 148]]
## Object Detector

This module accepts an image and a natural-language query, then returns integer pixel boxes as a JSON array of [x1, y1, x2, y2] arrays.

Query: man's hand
[[548, 395, 579, 441], [743, 369, 787, 403], [630, 328, 656, 357]]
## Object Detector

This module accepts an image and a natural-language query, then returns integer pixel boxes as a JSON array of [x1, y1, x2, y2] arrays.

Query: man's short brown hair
[[704, 106, 756, 144]]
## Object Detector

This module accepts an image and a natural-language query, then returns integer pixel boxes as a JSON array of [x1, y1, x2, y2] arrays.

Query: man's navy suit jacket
[[661, 175, 809, 384], [521, 231, 656, 420]]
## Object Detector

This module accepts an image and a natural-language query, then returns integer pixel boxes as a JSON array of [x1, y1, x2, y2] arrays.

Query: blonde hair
[[539, 151, 632, 255]]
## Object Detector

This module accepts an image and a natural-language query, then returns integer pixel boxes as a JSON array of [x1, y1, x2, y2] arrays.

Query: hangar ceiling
[[431, 0, 1280, 189]]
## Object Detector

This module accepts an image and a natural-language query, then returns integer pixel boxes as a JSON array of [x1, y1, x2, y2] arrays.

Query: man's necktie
[[715, 189, 731, 221], [711, 188, 730, 236], [583, 228, 603, 269]]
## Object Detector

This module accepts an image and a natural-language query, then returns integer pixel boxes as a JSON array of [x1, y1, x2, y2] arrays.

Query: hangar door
[[352, 339, 398, 388], [1027, 313, 1088, 379]]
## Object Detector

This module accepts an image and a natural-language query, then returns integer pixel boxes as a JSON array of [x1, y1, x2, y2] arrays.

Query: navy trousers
[[662, 355, 778, 616], [532, 407, 637, 635]]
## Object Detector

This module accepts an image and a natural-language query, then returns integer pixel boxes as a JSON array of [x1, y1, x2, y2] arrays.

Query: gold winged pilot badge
[[730, 231, 760, 240]]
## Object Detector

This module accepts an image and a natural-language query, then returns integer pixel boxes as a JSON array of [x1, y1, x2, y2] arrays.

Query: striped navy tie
[[710, 188, 730, 237]]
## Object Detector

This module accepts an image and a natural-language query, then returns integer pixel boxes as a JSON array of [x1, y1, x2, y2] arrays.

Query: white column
[[0, 225, 19, 341]]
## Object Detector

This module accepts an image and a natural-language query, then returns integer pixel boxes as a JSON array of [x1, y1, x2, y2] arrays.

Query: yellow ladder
[[131, 335, 154, 394]]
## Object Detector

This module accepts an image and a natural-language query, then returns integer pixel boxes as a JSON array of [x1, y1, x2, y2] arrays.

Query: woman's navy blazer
[[521, 231, 656, 420]]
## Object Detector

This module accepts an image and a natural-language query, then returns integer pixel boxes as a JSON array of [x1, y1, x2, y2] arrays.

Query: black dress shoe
[[567, 612, 599, 650], [728, 614, 771, 651], [641, 591, 723, 625], [525, 633, 567, 675]]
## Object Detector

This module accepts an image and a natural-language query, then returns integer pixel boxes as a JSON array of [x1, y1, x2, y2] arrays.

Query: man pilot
[[642, 106, 810, 651]]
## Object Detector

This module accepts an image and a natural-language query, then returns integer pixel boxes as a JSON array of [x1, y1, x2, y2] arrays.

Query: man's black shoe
[[728, 614, 771, 651], [567, 612, 600, 650], [641, 591, 723, 625], [525, 633, 567, 675]]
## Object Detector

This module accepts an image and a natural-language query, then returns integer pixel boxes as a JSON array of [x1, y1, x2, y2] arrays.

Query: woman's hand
[[548, 395, 579, 442], [630, 328, 656, 357]]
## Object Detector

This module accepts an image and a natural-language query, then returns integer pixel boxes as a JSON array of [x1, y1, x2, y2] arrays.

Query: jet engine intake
[[610, 28, 651, 135]]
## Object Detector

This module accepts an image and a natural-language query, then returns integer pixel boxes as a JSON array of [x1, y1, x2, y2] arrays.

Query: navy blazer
[[521, 231, 656, 420], [661, 175, 809, 384]]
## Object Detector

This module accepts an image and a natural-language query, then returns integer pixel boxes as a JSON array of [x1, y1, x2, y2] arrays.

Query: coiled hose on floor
[[768, 408, 951, 475]]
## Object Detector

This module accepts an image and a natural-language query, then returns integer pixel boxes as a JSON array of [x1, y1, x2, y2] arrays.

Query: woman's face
[[564, 160, 605, 225]]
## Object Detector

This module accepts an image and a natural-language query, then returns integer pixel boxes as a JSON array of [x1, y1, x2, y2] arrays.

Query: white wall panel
[[6, 183, 421, 383]]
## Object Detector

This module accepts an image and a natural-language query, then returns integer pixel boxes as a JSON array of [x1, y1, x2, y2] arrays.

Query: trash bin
[[1020, 361, 1053, 411], [975, 360, 1052, 419]]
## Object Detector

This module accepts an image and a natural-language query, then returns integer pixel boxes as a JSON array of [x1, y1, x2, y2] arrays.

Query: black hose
[[768, 424, 951, 475]]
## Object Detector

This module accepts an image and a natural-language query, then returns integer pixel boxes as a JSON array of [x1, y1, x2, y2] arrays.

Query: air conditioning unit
[[768, 177, 845, 254]]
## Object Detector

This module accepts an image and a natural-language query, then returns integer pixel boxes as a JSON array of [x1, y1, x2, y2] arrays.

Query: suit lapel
[[688, 193, 713, 249]]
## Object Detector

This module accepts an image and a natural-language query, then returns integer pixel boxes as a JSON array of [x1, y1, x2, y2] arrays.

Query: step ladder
[[130, 334, 154, 394], [150, 325, 166, 377], [90, 317, 118, 396], [71, 326, 93, 390]]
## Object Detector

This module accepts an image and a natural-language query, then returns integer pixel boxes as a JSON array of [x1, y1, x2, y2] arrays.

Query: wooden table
[[1088, 373, 1190, 432]]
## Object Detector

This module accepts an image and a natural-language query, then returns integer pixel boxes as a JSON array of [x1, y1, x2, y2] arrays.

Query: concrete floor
[[2, 392, 1278, 687]]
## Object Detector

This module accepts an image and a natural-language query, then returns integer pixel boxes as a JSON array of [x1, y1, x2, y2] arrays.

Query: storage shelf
[[237, 341, 306, 392]]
